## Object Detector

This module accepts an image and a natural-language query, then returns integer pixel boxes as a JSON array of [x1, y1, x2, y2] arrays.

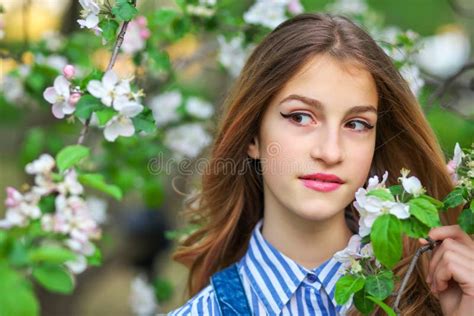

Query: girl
[[168, 13, 474, 315]]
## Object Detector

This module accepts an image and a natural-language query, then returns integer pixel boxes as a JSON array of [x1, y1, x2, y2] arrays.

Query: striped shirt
[[168, 218, 356, 315]]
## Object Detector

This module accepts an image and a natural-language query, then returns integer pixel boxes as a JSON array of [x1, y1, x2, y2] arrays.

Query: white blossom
[[57, 169, 84, 196], [86, 196, 108, 225], [41, 31, 64, 51], [164, 123, 212, 159], [149, 91, 182, 126], [43, 75, 76, 119], [87, 70, 132, 108], [78, 0, 101, 31], [25, 154, 55, 175], [399, 63, 424, 97], [217, 34, 254, 77], [354, 172, 410, 237], [397, 168, 425, 197], [103, 101, 143, 142], [2, 75, 25, 104], [65, 254, 87, 274], [186, 97, 214, 119], [36, 54, 68, 72], [414, 28, 470, 78], [243, 0, 288, 29], [0, 188, 41, 229], [326, 0, 368, 15], [129, 274, 158, 316]]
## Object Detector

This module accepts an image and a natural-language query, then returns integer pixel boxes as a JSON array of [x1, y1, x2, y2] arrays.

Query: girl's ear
[[247, 136, 260, 159]]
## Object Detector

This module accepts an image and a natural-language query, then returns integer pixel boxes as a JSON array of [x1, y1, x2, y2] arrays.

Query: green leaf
[[335, 274, 365, 305], [371, 214, 402, 269], [409, 198, 441, 228], [365, 270, 394, 300], [112, 0, 138, 21], [0, 263, 39, 316], [132, 110, 157, 133], [367, 296, 397, 316], [95, 108, 117, 126], [153, 8, 179, 26], [353, 289, 375, 315], [56, 145, 90, 173], [149, 50, 171, 71], [143, 180, 165, 208], [38, 195, 56, 214], [86, 246, 102, 267], [419, 194, 444, 209], [366, 189, 395, 202], [153, 277, 174, 302], [388, 184, 403, 196], [401, 217, 430, 239], [443, 188, 466, 209], [28, 247, 77, 264], [458, 208, 474, 234], [78, 173, 123, 200], [99, 19, 119, 43], [9, 240, 30, 267], [75, 95, 103, 119], [32, 264, 74, 294]]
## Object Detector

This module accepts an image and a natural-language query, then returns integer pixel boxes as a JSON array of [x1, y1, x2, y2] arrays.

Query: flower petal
[[102, 70, 118, 90], [54, 76, 70, 97], [87, 80, 105, 98], [43, 87, 58, 104], [52, 103, 66, 119]]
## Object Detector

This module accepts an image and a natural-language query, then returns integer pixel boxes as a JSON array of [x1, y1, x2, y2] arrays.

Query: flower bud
[[139, 29, 151, 39], [69, 92, 81, 106], [135, 16, 147, 27], [63, 64, 75, 80]]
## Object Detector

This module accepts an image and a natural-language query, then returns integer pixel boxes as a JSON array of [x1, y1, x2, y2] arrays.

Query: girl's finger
[[427, 225, 473, 245], [428, 238, 474, 283], [431, 253, 474, 295]]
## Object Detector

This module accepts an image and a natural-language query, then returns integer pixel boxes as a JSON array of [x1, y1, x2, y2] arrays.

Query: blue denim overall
[[210, 263, 252, 315]]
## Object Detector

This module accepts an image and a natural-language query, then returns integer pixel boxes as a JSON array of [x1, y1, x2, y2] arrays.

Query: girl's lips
[[300, 179, 342, 192]]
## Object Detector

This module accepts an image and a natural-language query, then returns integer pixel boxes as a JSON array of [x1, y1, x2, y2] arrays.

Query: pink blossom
[[63, 64, 76, 79], [287, 0, 304, 14], [121, 17, 150, 54], [5, 187, 22, 208], [69, 92, 81, 106]]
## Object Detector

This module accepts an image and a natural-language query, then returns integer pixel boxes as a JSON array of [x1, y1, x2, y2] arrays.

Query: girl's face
[[248, 54, 379, 224]]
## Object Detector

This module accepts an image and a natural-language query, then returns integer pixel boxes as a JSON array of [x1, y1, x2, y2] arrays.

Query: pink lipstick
[[299, 173, 344, 192]]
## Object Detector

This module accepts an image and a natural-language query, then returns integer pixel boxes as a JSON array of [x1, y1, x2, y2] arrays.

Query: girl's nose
[[309, 127, 345, 165]]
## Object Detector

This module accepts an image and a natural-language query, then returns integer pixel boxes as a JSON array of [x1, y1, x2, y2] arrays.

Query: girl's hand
[[419, 225, 474, 316]]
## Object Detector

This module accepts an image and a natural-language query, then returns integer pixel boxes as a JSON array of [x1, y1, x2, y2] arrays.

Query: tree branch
[[76, 4, 136, 145]]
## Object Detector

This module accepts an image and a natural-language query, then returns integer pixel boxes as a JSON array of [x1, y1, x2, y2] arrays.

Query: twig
[[425, 61, 474, 113], [76, 3, 136, 145], [392, 237, 442, 315]]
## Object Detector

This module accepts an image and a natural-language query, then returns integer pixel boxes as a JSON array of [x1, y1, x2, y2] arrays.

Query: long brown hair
[[172, 12, 461, 315]]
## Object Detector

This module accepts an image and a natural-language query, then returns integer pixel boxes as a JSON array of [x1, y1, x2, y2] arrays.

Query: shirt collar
[[238, 218, 356, 315]]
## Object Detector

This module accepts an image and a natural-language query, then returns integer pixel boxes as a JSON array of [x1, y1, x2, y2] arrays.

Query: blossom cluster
[[148, 90, 213, 158], [43, 65, 81, 119], [0, 154, 105, 274], [78, 0, 102, 33], [122, 16, 151, 54], [243, 0, 303, 29], [87, 70, 144, 141]]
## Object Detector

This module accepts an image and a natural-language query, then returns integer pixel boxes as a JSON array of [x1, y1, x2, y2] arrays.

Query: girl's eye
[[346, 120, 374, 133], [280, 112, 313, 126]]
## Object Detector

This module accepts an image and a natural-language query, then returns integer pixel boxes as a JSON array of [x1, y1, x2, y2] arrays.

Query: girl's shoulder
[[167, 284, 220, 316]]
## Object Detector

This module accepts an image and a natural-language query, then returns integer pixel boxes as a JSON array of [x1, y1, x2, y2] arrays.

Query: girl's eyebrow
[[279, 94, 378, 116]]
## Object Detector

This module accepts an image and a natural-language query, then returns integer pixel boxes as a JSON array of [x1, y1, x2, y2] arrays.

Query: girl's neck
[[261, 209, 353, 270]]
